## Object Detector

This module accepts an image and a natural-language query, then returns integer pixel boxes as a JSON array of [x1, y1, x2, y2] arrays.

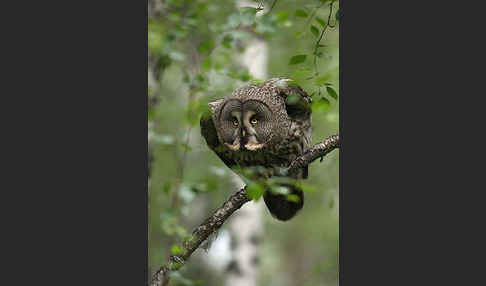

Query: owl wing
[[200, 110, 237, 169], [274, 80, 312, 179]]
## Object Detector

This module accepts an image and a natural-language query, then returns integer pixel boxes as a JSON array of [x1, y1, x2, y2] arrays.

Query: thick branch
[[150, 134, 340, 286]]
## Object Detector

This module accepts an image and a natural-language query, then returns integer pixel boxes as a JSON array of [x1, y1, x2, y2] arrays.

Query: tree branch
[[149, 134, 340, 286], [288, 134, 340, 170]]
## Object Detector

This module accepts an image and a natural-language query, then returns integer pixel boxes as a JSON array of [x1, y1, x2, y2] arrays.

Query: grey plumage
[[200, 78, 312, 220]]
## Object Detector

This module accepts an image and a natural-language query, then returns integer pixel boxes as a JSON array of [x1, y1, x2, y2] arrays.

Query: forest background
[[148, 0, 339, 285]]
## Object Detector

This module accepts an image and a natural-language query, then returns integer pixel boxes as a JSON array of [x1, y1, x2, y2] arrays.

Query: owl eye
[[250, 117, 258, 125], [232, 118, 239, 126]]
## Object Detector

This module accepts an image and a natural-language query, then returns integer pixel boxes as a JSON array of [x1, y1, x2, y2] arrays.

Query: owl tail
[[263, 183, 304, 221]]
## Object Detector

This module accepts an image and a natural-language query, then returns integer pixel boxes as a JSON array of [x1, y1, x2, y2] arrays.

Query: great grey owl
[[200, 78, 312, 221]]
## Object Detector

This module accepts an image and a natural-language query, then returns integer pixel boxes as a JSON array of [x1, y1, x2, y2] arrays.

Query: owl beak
[[242, 129, 246, 137]]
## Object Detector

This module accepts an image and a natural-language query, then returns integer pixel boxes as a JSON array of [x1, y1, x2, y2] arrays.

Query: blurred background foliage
[[148, 0, 339, 285]]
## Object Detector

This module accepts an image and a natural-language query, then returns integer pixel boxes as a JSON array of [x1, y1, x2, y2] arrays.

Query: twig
[[268, 0, 278, 14], [311, 1, 337, 77], [304, 1, 327, 27], [150, 134, 340, 286]]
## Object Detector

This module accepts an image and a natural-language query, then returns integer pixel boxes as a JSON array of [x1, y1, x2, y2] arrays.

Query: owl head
[[208, 78, 311, 152]]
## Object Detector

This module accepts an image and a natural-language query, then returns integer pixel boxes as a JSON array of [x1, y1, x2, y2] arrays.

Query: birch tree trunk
[[224, 173, 264, 286], [223, 2, 268, 285]]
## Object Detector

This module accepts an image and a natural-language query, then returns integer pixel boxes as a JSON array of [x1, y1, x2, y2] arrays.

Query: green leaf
[[240, 7, 257, 26], [289, 55, 307, 65], [239, 70, 251, 82], [312, 97, 330, 111], [240, 6, 258, 15], [246, 182, 264, 201], [286, 93, 301, 105], [271, 185, 290, 195], [286, 194, 301, 203], [162, 182, 172, 195], [255, 15, 276, 34], [201, 57, 211, 71], [292, 69, 313, 81], [295, 9, 308, 18], [314, 75, 330, 86], [171, 244, 184, 255], [315, 16, 326, 27], [275, 11, 290, 24], [326, 86, 338, 100], [222, 34, 233, 49], [310, 25, 320, 37], [300, 183, 317, 193], [196, 2, 208, 13], [240, 74, 251, 82], [161, 214, 187, 237], [198, 40, 214, 55], [196, 73, 207, 84]]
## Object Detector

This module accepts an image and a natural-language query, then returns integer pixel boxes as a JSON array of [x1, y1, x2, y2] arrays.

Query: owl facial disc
[[218, 99, 273, 151]]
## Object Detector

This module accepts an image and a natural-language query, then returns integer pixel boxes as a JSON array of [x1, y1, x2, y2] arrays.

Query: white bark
[[237, 38, 268, 80], [224, 174, 264, 286], [224, 2, 268, 286]]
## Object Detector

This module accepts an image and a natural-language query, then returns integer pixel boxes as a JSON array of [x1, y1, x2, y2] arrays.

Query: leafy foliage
[[289, 54, 307, 65], [295, 9, 309, 18], [310, 25, 320, 37]]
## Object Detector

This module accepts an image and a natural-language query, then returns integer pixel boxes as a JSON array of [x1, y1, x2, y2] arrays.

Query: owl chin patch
[[223, 142, 264, 151], [244, 143, 265, 151]]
